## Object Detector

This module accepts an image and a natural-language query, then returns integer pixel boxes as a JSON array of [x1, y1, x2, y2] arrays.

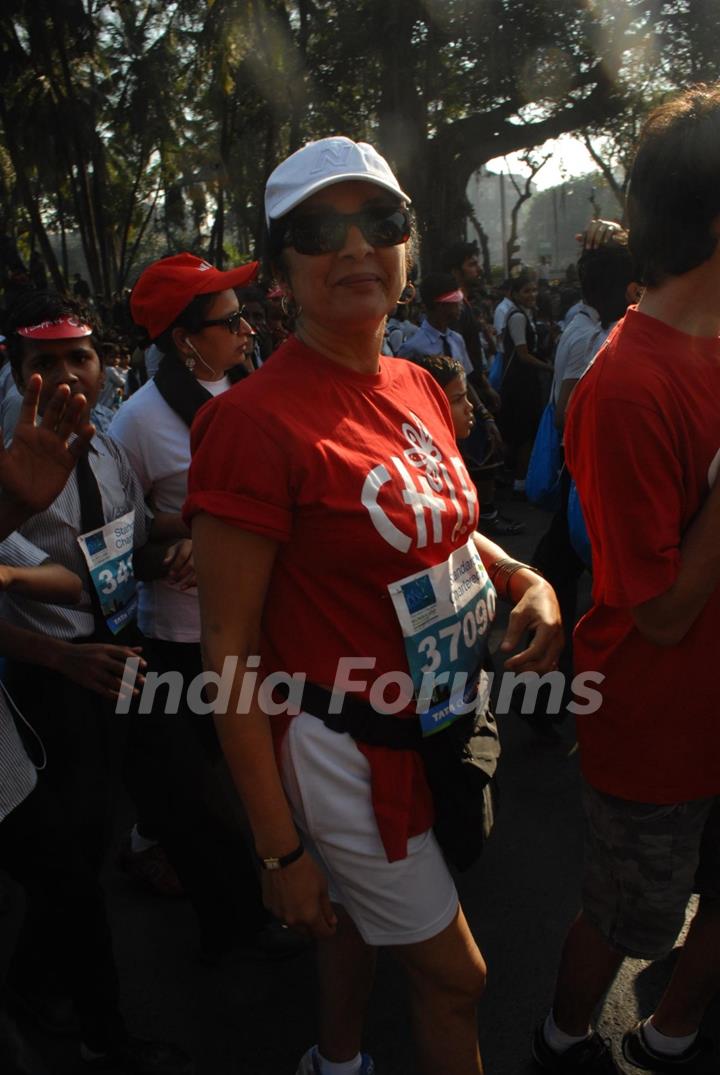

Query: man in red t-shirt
[[533, 87, 720, 1075]]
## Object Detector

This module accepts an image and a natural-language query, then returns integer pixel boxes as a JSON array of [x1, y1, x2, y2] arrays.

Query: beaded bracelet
[[488, 558, 543, 599]]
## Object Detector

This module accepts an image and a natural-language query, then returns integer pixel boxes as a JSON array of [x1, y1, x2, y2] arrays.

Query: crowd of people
[[0, 81, 719, 1075]]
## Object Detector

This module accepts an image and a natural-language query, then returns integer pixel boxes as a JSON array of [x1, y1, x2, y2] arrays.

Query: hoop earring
[[396, 281, 416, 305], [281, 294, 303, 319]]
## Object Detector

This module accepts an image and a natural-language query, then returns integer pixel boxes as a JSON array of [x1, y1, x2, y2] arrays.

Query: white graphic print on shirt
[[360, 412, 477, 553]]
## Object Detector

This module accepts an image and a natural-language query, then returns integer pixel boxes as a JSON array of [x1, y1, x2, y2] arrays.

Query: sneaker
[[622, 1022, 715, 1072], [116, 840, 184, 898], [532, 1023, 620, 1073], [78, 1036, 194, 1074], [295, 1045, 375, 1074]]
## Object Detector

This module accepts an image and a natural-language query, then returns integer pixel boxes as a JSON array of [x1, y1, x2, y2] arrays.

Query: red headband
[[17, 317, 93, 340], [434, 289, 464, 304]]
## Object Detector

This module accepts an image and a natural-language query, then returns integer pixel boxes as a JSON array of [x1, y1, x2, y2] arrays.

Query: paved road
[[2, 498, 718, 1073]]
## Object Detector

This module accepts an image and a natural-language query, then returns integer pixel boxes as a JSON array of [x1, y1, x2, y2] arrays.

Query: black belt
[[298, 681, 451, 751]]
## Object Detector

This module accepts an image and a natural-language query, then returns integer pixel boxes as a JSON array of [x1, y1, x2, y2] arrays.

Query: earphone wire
[[0, 678, 47, 772], [186, 339, 218, 379]]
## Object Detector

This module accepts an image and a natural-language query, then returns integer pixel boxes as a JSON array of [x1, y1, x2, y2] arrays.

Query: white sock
[[643, 1018, 698, 1056], [316, 1046, 363, 1075], [543, 1011, 591, 1054], [130, 823, 158, 854]]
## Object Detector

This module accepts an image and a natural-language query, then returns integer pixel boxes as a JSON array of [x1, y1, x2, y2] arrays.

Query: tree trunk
[[121, 185, 161, 288], [51, 20, 105, 295], [57, 190, 69, 282], [117, 150, 149, 286], [0, 98, 65, 291], [468, 208, 492, 279], [214, 185, 225, 268]]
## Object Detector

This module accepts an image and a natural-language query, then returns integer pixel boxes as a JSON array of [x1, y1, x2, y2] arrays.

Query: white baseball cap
[[264, 136, 410, 225]]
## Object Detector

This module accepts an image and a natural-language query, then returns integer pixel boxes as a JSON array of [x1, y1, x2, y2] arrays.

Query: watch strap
[[257, 842, 304, 871]]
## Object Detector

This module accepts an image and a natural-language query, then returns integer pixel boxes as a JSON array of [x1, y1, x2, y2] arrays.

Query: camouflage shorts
[[581, 782, 720, 960]]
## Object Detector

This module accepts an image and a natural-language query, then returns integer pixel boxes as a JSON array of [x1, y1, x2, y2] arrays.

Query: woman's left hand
[[499, 578, 564, 673]]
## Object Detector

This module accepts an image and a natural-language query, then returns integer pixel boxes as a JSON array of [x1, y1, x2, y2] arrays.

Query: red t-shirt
[[185, 337, 480, 860], [565, 307, 720, 802]]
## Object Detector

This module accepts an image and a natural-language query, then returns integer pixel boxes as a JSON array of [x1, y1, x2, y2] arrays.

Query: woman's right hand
[[261, 851, 338, 939]]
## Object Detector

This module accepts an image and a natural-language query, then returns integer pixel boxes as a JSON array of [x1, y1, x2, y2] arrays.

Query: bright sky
[[486, 133, 599, 190]]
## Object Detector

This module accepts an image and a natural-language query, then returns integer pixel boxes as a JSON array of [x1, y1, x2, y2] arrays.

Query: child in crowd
[[110, 253, 302, 961], [407, 353, 476, 442]]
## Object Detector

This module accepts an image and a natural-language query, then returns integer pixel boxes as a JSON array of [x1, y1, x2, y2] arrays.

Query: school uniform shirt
[[109, 376, 230, 643], [505, 303, 537, 349], [0, 686, 37, 822], [565, 307, 720, 803], [493, 296, 514, 353], [397, 319, 473, 375], [0, 384, 22, 447], [185, 336, 484, 861], [0, 433, 151, 639], [0, 362, 15, 408], [551, 303, 606, 406]]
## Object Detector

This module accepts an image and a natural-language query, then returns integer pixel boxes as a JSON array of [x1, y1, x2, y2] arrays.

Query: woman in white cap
[[186, 138, 563, 1075]]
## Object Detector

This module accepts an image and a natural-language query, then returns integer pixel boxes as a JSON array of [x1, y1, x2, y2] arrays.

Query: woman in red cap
[[186, 141, 564, 1075], [109, 255, 303, 961]]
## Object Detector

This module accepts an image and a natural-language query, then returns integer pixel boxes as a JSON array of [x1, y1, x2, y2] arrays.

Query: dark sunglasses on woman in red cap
[[130, 253, 258, 340]]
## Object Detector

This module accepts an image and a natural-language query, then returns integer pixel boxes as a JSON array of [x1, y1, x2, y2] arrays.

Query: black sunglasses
[[199, 306, 248, 334], [282, 207, 411, 256]]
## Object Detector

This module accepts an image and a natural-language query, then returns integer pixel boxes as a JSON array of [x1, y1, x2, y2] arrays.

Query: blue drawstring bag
[[525, 400, 562, 510], [488, 351, 503, 391], [568, 480, 592, 568]]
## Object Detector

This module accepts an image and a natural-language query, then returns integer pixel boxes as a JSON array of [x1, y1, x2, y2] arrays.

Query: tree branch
[[434, 68, 626, 183]]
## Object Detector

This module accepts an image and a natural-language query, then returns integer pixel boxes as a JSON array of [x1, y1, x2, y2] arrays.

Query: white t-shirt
[[109, 375, 230, 642]]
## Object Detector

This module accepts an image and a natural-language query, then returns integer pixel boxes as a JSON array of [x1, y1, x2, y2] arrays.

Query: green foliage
[[1, 0, 719, 293]]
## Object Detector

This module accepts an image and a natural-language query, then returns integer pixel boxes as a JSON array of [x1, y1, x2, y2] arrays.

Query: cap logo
[[197, 261, 213, 271], [310, 143, 353, 175]]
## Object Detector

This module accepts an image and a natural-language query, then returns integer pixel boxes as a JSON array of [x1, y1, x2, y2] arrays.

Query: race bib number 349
[[77, 509, 137, 635], [388, 537, 496, 736]]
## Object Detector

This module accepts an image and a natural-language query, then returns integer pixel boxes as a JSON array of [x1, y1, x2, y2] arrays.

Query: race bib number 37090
[[388, 537, 496, 736]]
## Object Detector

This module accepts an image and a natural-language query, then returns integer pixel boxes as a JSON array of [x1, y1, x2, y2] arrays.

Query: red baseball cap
[[130, 253, 259, 340]]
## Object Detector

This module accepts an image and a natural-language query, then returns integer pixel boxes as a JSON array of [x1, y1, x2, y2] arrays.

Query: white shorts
[[280, 712, 459, 947]]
